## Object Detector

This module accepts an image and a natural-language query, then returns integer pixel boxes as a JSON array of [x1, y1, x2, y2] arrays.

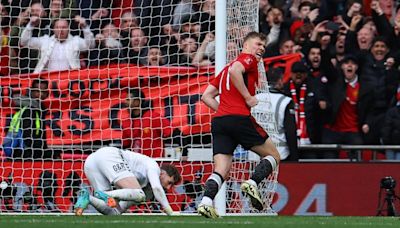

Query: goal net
[[0, 0, 278, 215]]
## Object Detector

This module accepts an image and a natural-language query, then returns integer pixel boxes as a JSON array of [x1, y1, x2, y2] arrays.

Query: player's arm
[[147, 168, 174, 215], [201, 84, 219, 111], [229, 61, 258, 107]]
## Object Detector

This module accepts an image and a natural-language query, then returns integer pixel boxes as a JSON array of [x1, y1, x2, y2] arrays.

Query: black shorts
[[211, 115, 269, 156]]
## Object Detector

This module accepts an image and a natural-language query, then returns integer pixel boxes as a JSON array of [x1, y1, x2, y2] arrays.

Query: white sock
[[105, 189, 146, 202], [200, 196, 213, 206], [89, 195, 121, 215], [118, 200, 137, 213]]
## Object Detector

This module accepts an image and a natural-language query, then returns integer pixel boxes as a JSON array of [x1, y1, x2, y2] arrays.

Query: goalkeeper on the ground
[[74, 146, 181, 215]]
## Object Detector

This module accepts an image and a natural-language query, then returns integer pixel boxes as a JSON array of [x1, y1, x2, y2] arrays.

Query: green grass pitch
[[0, 215, 399, 228]]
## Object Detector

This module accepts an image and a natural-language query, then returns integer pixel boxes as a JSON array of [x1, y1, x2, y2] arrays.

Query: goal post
[[213, 0, 227, 216]]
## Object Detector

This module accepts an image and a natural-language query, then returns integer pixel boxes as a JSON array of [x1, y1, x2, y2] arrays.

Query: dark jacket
[[283, 78, 322, 143], [381, 105, 400, 145], [12, 95, 49, 159], [321, 74, 375, 132], [361, 54, 399, 113]]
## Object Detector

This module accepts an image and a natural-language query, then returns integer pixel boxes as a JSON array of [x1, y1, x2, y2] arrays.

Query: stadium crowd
[[0, 0, 400, 160]]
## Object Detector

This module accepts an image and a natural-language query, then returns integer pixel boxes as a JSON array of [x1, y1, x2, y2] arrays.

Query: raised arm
[[74, 15, 95, 50], [20, 17, 44, 49]]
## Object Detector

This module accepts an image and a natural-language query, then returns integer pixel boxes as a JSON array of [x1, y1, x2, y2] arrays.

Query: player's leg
[[75, 151, 114, 215], [198, 154, 232, 218], [117, 200, 137, 213], [96, 176, 146, 204], [240, 138, 279, 210], [239, 116, 280, 210], [249, 138, 280, 184], [200, 153, 232, 204], [198, 117, 236, 218]]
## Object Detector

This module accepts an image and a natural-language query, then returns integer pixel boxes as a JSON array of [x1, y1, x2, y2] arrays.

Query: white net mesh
[[0, 0, 278, 215]]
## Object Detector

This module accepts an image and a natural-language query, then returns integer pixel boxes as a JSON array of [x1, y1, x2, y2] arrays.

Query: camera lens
[[381, 176, 396, 190]]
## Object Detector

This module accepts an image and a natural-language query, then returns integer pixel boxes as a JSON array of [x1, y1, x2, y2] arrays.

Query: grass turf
[[0, 215, 399, 228]]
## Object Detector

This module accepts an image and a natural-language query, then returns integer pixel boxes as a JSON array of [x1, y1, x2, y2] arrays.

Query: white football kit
[[84, 146, 169, 209]]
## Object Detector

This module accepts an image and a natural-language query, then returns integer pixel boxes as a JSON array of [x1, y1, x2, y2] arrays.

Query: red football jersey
[[121, 110, 172, 158], [210, 53, 259, 117]]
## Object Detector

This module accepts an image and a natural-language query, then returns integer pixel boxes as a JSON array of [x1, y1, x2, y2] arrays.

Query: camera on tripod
[[377, 176, 399, 216], [381, 176, 396, 190]]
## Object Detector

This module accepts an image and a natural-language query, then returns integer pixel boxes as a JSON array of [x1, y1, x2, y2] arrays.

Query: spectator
[[133, 0, 184, 46], [88, 23, 125, 67], [9, 1, 50, 74], [49, 0, 66, 18], [178, 12, 213, 43], [72, 2, 113, 38], [358, 26, 375, 50], [192, 32, 214, 67], [345, 15, 375, 54], [20, 16, 95, 73], [6, 0, 74, 22], [342, 0, 363, 26], [332, 32, 347, 66], [319, 55, 375, 159], [110, 0, 135, 28], [169, 34, 198, 66], [181, 0, 215, 43], [119, 10, 139, 47], [381, 86, 400, 160], [124, 27, 148, 65], [292, 22, 314, 48], [279, 39, 297, 55], [261, 7, 291, 57], [378, 0, 395, 20], [121, 88, 173, 158], [75, 0, 112, 27], [9, 78, 52, 159], [159, 23, 180, 58], [359, 37, 399, 144], [119, 10, 139, 31], [87, 7, 111, 35], [305, 43, 322, 77], [172, 0, 201, 31], [144, 46, 166, 66], [258, 0, 271, 38], [283, 61, 321, 146]]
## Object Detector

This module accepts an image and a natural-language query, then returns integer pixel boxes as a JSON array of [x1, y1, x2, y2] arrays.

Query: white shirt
[[46, 41, 71, 72], [120, 149, 170, 209], [345, 75, 358, 88]]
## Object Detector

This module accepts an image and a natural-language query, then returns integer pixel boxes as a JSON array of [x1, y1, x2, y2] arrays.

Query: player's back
[[91, 146, 160, 188], [120, 148, 160, 187], [211, 53, 259, 117]]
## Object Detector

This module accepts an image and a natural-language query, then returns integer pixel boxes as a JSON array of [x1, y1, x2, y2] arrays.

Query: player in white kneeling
[[74, 146, 181, 215]]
